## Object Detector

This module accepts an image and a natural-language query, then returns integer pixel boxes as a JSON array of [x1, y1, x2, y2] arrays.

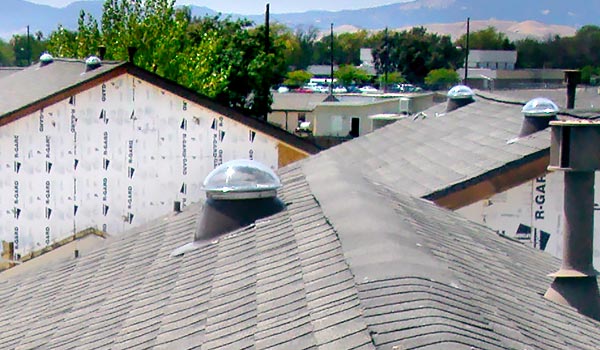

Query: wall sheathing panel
[[457, 172, 600, 268], [0, 74, 279, 256]]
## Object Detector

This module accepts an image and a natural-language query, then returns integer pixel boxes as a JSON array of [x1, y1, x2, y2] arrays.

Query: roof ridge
[[302, 153, 459, 286]]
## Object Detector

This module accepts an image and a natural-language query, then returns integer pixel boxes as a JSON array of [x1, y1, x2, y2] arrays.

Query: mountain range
[[1, 0, 598, 40]]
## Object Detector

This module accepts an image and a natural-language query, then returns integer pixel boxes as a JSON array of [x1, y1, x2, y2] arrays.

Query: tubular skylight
[[203, 159, 281, 200], [522, 97, 559, 117], [447, 85, 475, 99]]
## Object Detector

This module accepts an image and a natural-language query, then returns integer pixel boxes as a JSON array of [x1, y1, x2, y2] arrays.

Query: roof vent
[[85, 56, 102, 71], [39, 52, 54, 66], [517, 97, 558, 138], [446, 85, 475, 112], [170, 160, 285, 257]]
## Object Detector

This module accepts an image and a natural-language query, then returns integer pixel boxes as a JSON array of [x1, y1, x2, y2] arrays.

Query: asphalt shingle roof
[[318, 95, 551, 199], [0, 58, 126, 118], [1, 150, 599, 349]]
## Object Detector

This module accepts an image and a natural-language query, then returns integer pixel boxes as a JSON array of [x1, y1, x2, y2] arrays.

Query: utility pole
[[262, 4, 270, 121], [464, 17, 470, 84], [330, 23, 334, 95], [384, 27, 389, 93], [27, 25, 31, 66], [264, 4, 270, 54]]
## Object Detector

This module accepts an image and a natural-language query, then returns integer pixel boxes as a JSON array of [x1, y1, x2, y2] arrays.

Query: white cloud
[[541, 9, 550, 15]]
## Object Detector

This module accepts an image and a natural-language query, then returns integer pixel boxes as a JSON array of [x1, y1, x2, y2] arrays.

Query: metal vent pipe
[[545, 120, 600, 320]]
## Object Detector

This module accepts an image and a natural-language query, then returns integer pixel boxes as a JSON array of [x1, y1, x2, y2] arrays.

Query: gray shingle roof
[[271, 93, 326, 112], [0, 58, 126, 118], [0, 67, 23, 80], [1, 150, 599, 349], [317, 95, 551, 199], [484, 87, 600, 111]]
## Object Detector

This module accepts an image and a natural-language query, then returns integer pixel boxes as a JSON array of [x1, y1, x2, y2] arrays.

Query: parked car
[[332, 86, 347, 93], [359, 85, 378, 93], [302, 82, 329, 93], [389, 83, 423, 93], [345, 85, 362, 93], [294, 87, 314, 93]]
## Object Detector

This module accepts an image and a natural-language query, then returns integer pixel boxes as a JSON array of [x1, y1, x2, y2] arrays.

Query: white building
[[468, 50, 518, 70]]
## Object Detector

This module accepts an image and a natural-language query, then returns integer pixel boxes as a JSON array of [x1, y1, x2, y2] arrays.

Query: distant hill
[[1, 0, 597, 40], [259, 0, 599, 30], [401, 19, 577, 41]]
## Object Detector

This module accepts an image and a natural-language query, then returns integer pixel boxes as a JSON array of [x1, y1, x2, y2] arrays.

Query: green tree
[[334, 65, 370, 86], [0, 39, 15, 66], [378, 71, 405, 87], [515, 38, 548, 68], [47, 0, 283, 119], [284, 70, 312, 87], [10, 33, 48, 66], [456, 27, 515, 50], [373, 27, 461, 83], [580, 65, 600, 84], [515, 26, 600, 71], [281, 26, 319, 70], [424, 68, 460, 89]]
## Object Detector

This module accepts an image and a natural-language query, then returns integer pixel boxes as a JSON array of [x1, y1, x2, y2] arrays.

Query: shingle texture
[[319, 96, 550, 199], [1, 151, 599, 349], [0, 58, 125, 118], [303, 153, 600, 349]]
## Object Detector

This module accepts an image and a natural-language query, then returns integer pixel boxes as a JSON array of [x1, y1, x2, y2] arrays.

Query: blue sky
[[27, 0, 405, 14]]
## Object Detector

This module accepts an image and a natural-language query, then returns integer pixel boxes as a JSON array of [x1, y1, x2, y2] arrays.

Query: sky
[[27, 0, 405, 14]]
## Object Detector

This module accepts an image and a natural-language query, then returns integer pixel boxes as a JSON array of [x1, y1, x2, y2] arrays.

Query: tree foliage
[[334, 64, 370, 85], [0, 39, 15, 66], [9, 34, 47, 66], [379, 71, 406, 86], [516, 26, 600, 70], [456, 27, 515, 50], [373, 27, 461, 83], [424, 68, 460, 88], [46, 0, 282, 118], [284, 70, 312, 87]]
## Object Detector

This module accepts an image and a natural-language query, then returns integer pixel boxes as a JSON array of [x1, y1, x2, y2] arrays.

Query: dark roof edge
[[125, 64, 321, 155], [475, 91, 526, 106], [271, 108, 316, 113], [424, 148, 550, 204], [476, 90, 600, 120], [0, 62, 129, 126]]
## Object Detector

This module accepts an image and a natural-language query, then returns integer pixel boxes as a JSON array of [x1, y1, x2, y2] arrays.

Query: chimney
[[98, 46, 106, 60], [544, 119, 600, 321], [518, 97, 559, 138], [446, 85, 475, 112], [171, 160, 285, 257], [564, 70, 581, 110], [127, 47, 138, 64]]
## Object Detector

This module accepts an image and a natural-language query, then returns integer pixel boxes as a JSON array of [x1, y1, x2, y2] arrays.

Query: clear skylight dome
[[85, 56, 101, 68], [522, 97, 559, 117], [39, 52, 54, 64], [203, 159, 281, 200], [447, 85, 475, 99]]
